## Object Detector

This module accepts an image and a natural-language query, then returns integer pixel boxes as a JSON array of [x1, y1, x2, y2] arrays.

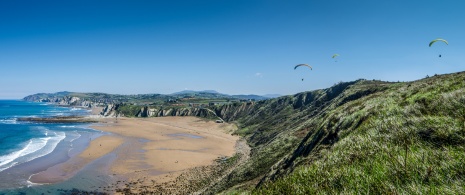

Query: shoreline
[[29, 135, 124, 184], [24, 114, 239, 192], [0, 126, 106, 190]]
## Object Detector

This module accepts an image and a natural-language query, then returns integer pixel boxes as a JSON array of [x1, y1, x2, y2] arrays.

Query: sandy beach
[[30, 116, 239, 189]]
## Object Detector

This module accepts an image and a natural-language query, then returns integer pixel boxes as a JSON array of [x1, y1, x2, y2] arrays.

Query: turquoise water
[[0, 100, 110, 194]]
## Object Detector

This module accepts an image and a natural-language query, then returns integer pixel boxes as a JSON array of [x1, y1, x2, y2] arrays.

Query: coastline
[[25, 113, 239, 192]]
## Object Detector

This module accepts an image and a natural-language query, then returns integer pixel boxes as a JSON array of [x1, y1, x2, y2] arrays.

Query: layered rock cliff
[[23, 95, 105, 108], [100, 102, 256, 119], [134, 106, 217, 118]]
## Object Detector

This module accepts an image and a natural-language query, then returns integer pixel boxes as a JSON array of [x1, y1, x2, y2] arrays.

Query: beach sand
[[30, 116, 238, 188], [95, 117, 238, 184]]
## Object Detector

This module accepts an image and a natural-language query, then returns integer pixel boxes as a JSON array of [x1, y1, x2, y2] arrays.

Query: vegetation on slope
[[202, 79, 388, 193], [252, 72, 465, 194]]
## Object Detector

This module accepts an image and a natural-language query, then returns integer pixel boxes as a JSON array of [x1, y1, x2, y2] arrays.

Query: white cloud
[[255, 72, 263, 78]]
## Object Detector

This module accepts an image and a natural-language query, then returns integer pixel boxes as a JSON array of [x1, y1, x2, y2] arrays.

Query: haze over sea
[[0, 100, 109, 194]]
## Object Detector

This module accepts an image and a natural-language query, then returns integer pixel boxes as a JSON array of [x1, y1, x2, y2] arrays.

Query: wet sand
[[30, 135, 124, 183], [30, 116, 238, 187]]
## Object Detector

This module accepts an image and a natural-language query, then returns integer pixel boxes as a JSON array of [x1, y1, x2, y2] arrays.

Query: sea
[[0, 100, 113, 194]]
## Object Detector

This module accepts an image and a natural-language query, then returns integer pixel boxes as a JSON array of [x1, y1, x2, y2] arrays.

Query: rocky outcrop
[[79, 100, 96, 108], [134, 106, 219, 118], [213, 102, 256, 122], [23, 95, 106, 108], [136, 107, 156, 117], [101, 104, 119, 117]]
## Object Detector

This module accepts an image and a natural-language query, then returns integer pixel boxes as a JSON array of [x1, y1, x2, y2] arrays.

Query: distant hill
[[170, 90, 220, 95], [23, 89, 273, 107], [231, 94, 270, 100], [262, 94, 282, 98], [170, 90, 271, 100]]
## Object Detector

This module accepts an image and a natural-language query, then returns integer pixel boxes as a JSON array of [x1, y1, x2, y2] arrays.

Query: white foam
[[0, 118, 17, 124], [27, 172, 49, 187], [0, 132, 66, 172], [35, 126, 49, 131], [22, 115, 38, 118], [0, 138, 49, 171], [68, 131, 81, 142], [59, 125, 77, 128], [27, 177, 46, 187]]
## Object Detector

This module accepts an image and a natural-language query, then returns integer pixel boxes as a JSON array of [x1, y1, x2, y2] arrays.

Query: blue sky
[[1, 0, 465, 99]]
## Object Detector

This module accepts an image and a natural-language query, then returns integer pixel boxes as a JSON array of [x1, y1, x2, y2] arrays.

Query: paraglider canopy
[[429, 38, 448, 57], [332, 54, 340, 62], [294, 64, 312, 82], [429, 38, 448, 47], [294, 64, 312, 70]]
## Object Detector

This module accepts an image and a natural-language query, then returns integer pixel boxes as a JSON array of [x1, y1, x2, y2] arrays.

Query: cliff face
[[96, 100, 257, 119], [110, 103, 256, 119], [134, 106, 219, 118], [214, 102, 256, 122], [23, 95, 103, 108], [100, 104, 118, 117]]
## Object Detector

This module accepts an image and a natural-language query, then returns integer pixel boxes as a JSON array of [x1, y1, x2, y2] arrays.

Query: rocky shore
[[17, 116, 100, 123]]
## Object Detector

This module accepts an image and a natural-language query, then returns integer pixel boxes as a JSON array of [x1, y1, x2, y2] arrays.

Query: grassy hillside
[[196, 72, 465, 194], [248, 72, 465, 194]]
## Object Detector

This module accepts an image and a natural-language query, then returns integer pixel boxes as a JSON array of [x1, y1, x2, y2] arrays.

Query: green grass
[[253, 72, 465, 194], [117, 104, 142, 117]]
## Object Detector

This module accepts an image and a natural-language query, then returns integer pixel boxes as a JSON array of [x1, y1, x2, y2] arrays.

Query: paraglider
[[294, 64, 312, 81], [294, 64, 312, 70], [429, 38, 448, 47], [332, 54, 339, 62], [429, 38, 448, 57]]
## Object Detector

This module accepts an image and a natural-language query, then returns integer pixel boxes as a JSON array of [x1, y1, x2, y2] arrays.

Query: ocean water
[[0, 100, 111, 194]]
